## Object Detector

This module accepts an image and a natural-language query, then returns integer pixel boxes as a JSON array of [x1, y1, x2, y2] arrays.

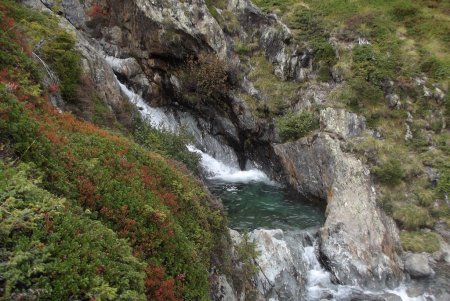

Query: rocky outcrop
[[320, 108, 366, 139], [404, 253, 435, 279], [249, 229, 305, 300], [21, 0, 127, 114], [273, 117, 404, 287], [228, 0, 313, 82]]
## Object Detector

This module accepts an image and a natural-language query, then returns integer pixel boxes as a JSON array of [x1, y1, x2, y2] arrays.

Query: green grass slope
[[0, 2, 226, 300]]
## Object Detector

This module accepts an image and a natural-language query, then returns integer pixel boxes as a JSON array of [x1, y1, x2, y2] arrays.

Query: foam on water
[[117, 80, 176, 130], [298, 237, 435, 301], [186, 145, 274, 184], [110, 68, 274, 185]]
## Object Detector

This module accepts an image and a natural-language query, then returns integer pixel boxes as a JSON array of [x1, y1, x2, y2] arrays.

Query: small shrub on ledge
[[276, 111, 318, 142]]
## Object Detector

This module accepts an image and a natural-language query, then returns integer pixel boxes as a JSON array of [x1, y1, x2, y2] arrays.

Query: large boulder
[[274, 133, 403, 288], [404, 253, 434, 279]]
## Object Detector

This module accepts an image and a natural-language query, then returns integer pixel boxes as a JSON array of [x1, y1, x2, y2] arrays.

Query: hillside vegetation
[[248, 0, 450, 252], [0, 2, 226, 300]]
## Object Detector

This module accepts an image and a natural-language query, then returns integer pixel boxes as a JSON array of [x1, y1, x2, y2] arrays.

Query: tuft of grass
[[392, 204, 430, 230], [400, 231, 440, 253], [248, 53, 300, 115], [372, 158, 405, 187]]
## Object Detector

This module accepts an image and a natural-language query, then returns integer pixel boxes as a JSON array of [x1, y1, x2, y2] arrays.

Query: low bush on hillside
[[392, 204, 430, 230], [276, 111, 318, 142], [133, 117, 201, 173], [0, 2, 227, 299], [372, 158, 405, 187], [0, 162, 147, 300]]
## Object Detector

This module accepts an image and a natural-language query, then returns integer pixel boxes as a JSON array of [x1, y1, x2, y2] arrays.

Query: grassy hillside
[[249, 0, 450, 252], [0, 2, 226, 300]]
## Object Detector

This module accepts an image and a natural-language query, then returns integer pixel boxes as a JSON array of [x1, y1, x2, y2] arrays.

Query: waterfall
[[111, 67, 273, 184], [109, 61, 435, 301], [186, 145, 273, 184], [116, 79, 176, 131]]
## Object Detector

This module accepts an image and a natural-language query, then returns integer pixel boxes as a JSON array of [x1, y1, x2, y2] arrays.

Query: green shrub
[[133, 117, 200, 173], [317, 65, 332, 82], [372, 158, 405, 187], [420, 56, 450, 80], [352, 44, 396, 85], [340, 77, 384, 111], [392, 204, 430, 230], [314, 42, 337, 66], [276, 111, 318, 142], [0, 162, 146, 300], [400, 231, 440, 253], [40, 32, 81, 102], [391, 2, 419, 21], [234, 232, 260, 299]]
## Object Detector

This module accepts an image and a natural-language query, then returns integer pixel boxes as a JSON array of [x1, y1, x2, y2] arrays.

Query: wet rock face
[[274, 133, 403, 288], [229, 229, 315, 301], [350, 291, 402, 301], [96, 0, 227, 59], [249, 229, 304, 300]]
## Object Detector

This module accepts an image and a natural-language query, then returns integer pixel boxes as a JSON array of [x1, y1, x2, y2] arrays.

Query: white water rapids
[[112, 68, 434, 301]]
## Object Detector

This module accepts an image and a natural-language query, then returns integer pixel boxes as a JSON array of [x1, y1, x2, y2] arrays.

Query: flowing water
[[207, 181, 324, 232], [112, 72, 437, 301]]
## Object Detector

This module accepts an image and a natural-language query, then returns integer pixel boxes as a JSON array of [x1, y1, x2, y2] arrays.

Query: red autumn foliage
[[96, 265, 106, 275], [141, 165, 161, 189], [100, 206, 114, 219], [145, 265, 181, 301], [87, 3, 106, 18], [77, 176, 101, 207], [116, 146, 129, 157], [48, 83, 59, 93], [158, 191, 180, 213], [44, 212, 54, 233], [38, 125, 67, 145]]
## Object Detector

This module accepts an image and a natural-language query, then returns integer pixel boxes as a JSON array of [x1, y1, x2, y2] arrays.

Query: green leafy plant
[[372, 158, 405, 187], [276, 111, 318, 142], [235, 232, 260, 300], [133, 117, 200, 173]]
